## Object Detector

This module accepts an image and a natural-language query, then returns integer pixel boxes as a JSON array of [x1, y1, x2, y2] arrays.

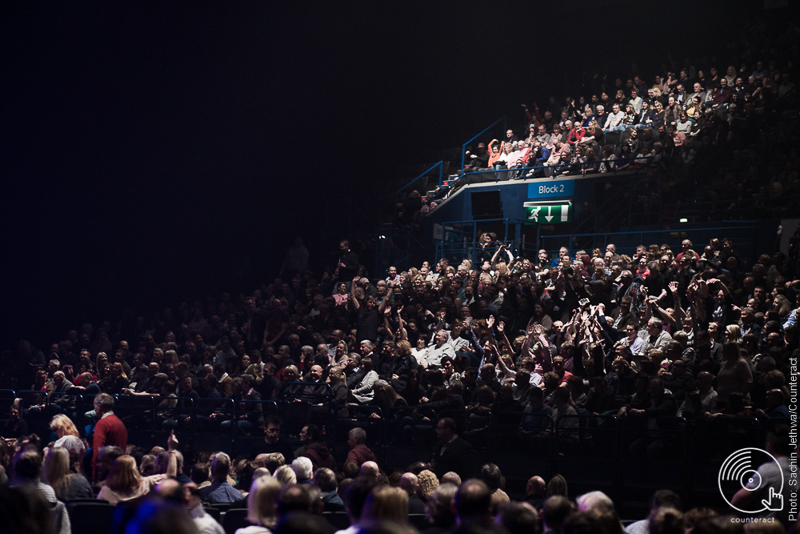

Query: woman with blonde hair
[[417, 469, 439, 501], [45, 447, 93, 501], [772, 294, 792, 319], [651, 101, 665, 129], [104, 362, 129, 395], [98, 433, 178, 504], [362, 485, 409, 524], [95, 353, 109, 375], [98, 455, 167, 504], [50, 414, 85, 460], [579, 120, 604, 151], [371, 380, 408, 420], [725, 324, 742, 344], [164, 350, 180, 366], [273, 464, 296, 486], [237, 476, 281, 534]]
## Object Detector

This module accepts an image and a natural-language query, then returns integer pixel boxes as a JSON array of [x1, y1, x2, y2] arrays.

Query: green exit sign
[[524, 202, 572, 224]]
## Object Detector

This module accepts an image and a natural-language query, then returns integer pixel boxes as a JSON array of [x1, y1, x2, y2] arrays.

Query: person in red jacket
[[345, 427, 376, 467], [92, 393, 128, 481]]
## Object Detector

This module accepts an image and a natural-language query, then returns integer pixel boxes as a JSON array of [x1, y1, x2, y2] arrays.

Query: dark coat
[[430, 435, 476, 480]]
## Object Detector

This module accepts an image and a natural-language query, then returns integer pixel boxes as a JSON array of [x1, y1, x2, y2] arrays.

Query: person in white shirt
[[603, 104, 626, 131], [423, 330, 456, 370]]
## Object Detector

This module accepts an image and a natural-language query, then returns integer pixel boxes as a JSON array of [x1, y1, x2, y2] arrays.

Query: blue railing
[[432, 217, 530, 265], [458, 155, 652, 184], [434, 222, 760, 270], [535, 223, 760, 265], [460, 116, 508, 172], [394, 160, 444, 201]]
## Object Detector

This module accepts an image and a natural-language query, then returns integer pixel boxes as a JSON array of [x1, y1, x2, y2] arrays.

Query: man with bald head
[[441, 471, 462, 486], [359, 461, 380, 481], [524, 475, 546, 509], [400, 472, 426, 513]]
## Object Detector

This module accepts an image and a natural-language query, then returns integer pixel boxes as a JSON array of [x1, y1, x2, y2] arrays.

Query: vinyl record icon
[[718, 447, 784, 514]]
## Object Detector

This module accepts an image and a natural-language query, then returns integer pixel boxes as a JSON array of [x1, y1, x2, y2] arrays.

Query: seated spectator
[[11, 448, 57, 504], [604, 104, 626, 131], [362, 485, 409, 525], [200, 452, 243, 504], [495, 501, 541, 534], [239, 475, 281, 534], [97, 454, 168, 505], [313, 467, 344, 512], [423, 482, 457, 533], [44, 447, 93, 501], [398, 472, 425, 514], [292, 457, 313, 484]]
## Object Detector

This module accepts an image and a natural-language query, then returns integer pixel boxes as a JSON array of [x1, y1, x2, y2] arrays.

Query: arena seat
[[66, 500, 117, 534], [221, 508, 251, 534]]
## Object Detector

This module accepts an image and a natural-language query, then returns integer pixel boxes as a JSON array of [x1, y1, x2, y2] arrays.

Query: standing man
[[345, 427, 376, 468], [430, 417, 476, 480], [337, 240, 360, 289], [92, 393, 127, 481], [253, 416, 295, 461]]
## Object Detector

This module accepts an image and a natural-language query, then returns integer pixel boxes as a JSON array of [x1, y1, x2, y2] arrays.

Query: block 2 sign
[[524, 201, 572, 224]]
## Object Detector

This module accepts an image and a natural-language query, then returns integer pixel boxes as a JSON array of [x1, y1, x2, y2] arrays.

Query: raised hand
[[167, 430, 179, 451], [669, 281, 679, 293]]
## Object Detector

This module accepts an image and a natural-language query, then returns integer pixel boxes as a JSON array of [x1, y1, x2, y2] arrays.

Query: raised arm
[[349, 278, 361, 311], [166, 431, 179, 478], [383, 306, 395, 341], [397, 306, 407, 341], [668, 282, 686, 323]]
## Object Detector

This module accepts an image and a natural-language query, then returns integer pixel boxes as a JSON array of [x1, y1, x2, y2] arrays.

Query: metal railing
[[434, 221, 760, 270], [460, 116, 508, 172]]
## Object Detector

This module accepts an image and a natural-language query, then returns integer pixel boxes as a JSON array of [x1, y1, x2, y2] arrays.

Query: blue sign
[[528, 180, 574, 199]]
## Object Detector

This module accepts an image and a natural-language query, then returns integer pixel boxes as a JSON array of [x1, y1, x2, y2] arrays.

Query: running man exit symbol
[[524, 202, 572, 224]]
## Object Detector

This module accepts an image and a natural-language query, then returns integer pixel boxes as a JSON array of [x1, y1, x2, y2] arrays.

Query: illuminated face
[[266, 424, 280, 442], [310, 365, 323, 381], [435, 331, 448, 346]]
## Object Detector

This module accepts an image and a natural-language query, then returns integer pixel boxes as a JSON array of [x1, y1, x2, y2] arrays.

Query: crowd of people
[[463, 62, 795, 181], [2, 226, 800, 532], [398, 27, 797, 222], [4, 16, 800, 534]]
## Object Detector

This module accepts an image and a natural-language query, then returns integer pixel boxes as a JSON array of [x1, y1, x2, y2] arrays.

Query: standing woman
[[50, 414, 86, 460], [715, 342, 753, 408], [476, 233, 496, 265], [333, 283, 349, 307], [651, 101, 665, 130]]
